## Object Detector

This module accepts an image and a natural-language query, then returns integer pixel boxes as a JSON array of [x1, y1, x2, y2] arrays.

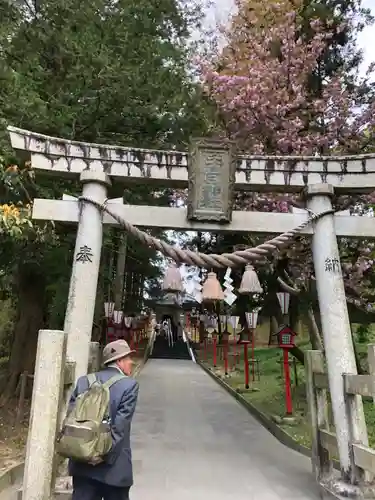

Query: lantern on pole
[[113, 310, 123, 324], [190, 307, 200, 343], [229, 315, 239, 331], [219, 315, 227, 332], [112, 310, 124, 340], [277, 326, 297, 415], [276, 291, 293, 415], [245, 309, 260, 383], [229, 315, 239, 369], [219, 314, 231, 376], [266, 291, 291, 346], [202, 312, 218, 366], [123, 315, 132, 343], [277, 292, 290, 315], [239, 336, 251, 389], [104, 302, 115, 320], [202, 272, 224, 367], [104, 302, 115, 343], [245, 310, 259, 329]]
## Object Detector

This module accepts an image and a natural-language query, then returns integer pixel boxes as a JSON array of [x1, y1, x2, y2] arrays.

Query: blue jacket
[[68, 366, 139, 487]]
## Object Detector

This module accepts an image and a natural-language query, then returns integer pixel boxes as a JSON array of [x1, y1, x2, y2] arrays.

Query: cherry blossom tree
[[202, 0, 375, 155], [197, 0, 375, 332]]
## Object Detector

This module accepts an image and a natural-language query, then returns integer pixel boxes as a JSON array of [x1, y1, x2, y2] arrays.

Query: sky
[[358, 0, 375, 70], [204, 0, 375, 73]]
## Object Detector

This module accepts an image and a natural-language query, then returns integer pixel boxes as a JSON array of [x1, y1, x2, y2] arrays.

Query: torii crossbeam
[[32, 197, 374, 238], [9, 125, 375, 193]]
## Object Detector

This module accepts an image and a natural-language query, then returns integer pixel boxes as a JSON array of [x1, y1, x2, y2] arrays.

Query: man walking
[[67, 339, 139, 500]]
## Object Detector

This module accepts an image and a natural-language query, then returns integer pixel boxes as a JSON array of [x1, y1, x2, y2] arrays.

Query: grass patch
[[200, 340, 375, 450]]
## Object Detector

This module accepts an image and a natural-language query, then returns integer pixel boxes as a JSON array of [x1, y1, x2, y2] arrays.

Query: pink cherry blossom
[[198, 0, 375, 308], [200, 0, 375, 156]]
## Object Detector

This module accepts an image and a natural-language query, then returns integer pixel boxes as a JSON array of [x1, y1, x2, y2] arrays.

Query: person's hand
[[88, 457, 104, 466]]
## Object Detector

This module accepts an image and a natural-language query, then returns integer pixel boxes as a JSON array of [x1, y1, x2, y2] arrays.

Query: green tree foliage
[[0, 0, 206, 147], [0, 0, 208, 396]]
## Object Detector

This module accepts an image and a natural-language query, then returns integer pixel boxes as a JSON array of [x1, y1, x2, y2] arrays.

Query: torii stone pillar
[[307, 184, 368, 484], [64, 170, 110, 381]]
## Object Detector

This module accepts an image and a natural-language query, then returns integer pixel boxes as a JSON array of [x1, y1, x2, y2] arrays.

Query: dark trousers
[[72, 476, 130, 500]]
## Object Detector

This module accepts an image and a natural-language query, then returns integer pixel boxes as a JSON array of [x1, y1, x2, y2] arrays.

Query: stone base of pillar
[[55, 476, 73, 499], [55, 476, 72, 490], [18, 477, 73, 500], [22, 330, 67, 500], [321, 477, 375, 499], [18, 489, 72, 499]]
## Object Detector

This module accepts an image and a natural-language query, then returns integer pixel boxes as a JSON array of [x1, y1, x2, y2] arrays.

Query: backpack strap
[[87, 373, 97, 387], [102, 373, 126, 390]]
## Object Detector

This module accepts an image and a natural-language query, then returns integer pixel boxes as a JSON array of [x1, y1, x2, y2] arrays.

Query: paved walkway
[[131, 359, 321, 500]]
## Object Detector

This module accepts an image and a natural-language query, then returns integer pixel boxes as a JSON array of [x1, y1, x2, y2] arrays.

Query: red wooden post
[[243, 342, 250, 389], [233, 340, 237, 368], [283, 348, 293, 414], [224, 342, 228, 375], [204, 338, 207, 360], [213, 336, 217, 367]]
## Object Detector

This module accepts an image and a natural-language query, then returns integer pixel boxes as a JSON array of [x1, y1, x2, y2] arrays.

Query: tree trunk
[[93, 280, 105, 343], [133, 273, 141, 312], [268, 316, 279, 345], [289, 345, 305, 364], [289, 300, 305, 365], [124, 269, 134, 312], [113, 236, 127, 310], [352, 339, 364, 375], [313, 307, 323, 339], [1, 264, 46, 403], [306, 307, 324, 351]]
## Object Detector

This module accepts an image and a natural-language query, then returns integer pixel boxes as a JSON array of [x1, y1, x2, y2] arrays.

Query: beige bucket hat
[[103, 339, 136, 365]]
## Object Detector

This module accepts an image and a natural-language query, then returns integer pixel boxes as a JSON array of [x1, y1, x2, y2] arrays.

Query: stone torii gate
[[8, 126, 375, 499]]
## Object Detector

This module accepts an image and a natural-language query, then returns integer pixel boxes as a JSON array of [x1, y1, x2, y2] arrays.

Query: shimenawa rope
[[79, 196, 334, 269]]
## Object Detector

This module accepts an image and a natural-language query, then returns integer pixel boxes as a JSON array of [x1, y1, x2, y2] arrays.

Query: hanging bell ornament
[[162, 263, 183, 292], [202, 272, 225, 302], [238, 265, 263, 294], [104, 302, 115, 320]]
